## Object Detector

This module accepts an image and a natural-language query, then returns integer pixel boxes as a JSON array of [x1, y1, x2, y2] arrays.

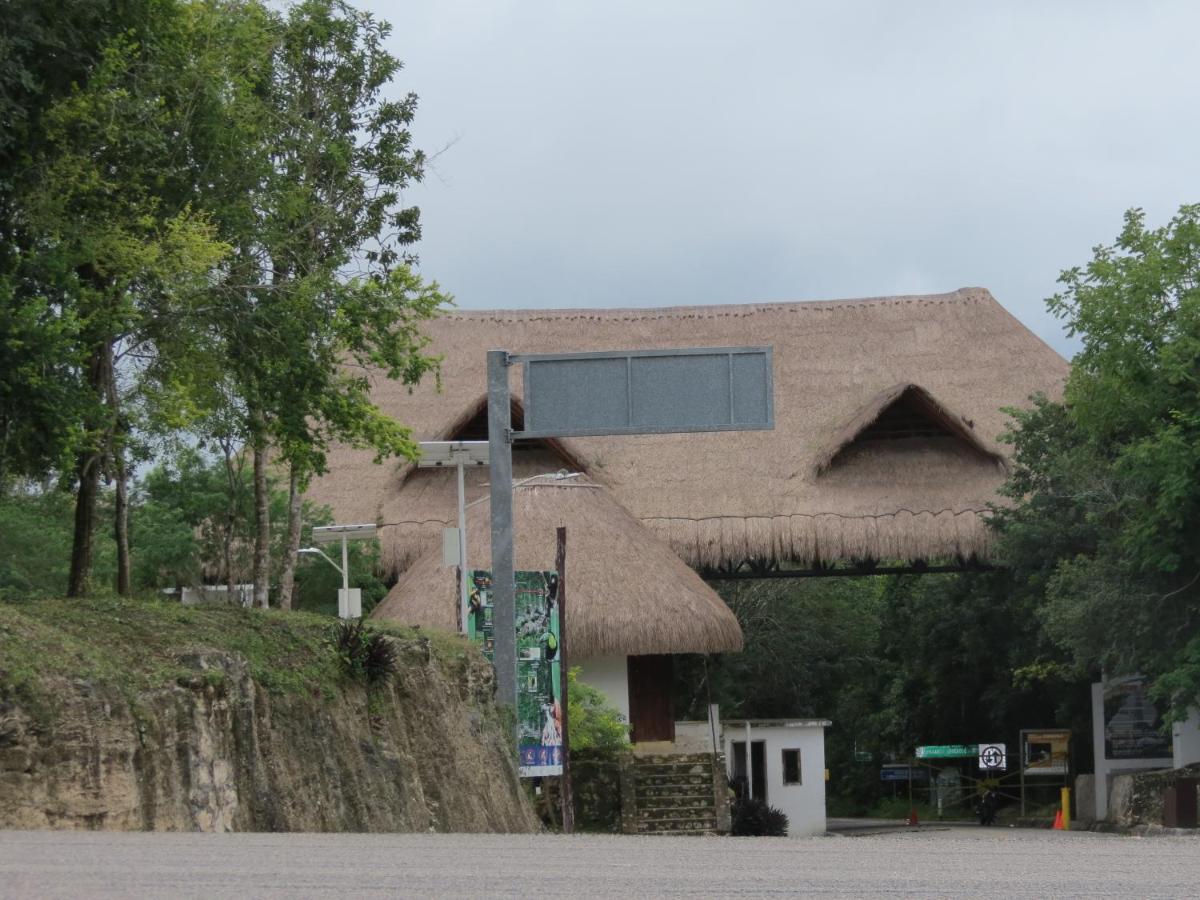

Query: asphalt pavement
[[2, 825, 1197, 898]]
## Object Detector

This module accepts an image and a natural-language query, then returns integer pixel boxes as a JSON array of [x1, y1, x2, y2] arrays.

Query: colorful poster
[[467, 569, 562, 777]]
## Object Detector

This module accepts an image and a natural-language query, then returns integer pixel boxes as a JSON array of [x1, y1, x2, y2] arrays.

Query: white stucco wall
[[1173, 708, 1200, 768], [575, 655, 629, 724], [725, 721, 828, 837]]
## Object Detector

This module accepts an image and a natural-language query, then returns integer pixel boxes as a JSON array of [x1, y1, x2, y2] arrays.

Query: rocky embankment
[[0, 598, 538, 833]]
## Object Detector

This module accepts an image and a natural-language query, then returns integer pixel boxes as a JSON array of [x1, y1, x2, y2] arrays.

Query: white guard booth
[[724, 718, 831, 836]]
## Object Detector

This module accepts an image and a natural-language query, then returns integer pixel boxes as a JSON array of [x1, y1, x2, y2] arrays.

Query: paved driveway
[[1, 826, 1197, 898]]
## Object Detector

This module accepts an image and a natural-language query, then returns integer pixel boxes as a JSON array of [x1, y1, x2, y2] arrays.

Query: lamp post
[[305, 523, 377, 619], [417, 441, 490, 633]]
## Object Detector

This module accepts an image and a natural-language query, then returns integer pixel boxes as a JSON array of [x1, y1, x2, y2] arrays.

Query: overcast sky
[[368, 1, 1199, 357]]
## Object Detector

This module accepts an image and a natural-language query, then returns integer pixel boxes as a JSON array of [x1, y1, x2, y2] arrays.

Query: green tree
[[997, 205, 1200, 718], [0, 0, 146, 487], [9, 1, 232, 596], [198, 0, 446, 608]]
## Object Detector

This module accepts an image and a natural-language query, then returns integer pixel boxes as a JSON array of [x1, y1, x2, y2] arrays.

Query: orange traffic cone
[[1052, 809, 1064, 830], [907, 808, 919, 827]]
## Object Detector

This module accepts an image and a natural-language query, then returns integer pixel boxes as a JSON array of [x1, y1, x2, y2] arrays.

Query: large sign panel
[[517, 346, 774, 438], [1102, 676, 1172, 761], [468, 569, 562, 777]]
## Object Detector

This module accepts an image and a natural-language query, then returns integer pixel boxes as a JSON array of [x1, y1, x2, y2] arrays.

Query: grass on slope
[[0, 595, 466, 718]]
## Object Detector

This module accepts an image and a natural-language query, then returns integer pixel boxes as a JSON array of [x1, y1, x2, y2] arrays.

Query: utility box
[[338, 588, 362, 620], [1162, 778, 1199, 828]]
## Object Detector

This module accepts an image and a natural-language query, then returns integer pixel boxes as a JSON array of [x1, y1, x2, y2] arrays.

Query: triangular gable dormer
[[438, 395, 589, 468], [815, 384, 1003, 475]]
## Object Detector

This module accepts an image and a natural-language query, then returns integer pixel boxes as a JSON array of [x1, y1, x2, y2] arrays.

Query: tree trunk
[[220, 438, 239, 598], [105, 350, 131, 597], [252, 429, 270, 608], [114, 446, 131, 596], [67, 448, 101, 598], [278, 464, 302, 610], [67, 342, 112, 598]]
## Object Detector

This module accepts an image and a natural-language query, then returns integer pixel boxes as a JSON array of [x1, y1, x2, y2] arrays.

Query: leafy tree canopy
[[997, 205, 1200, 717]]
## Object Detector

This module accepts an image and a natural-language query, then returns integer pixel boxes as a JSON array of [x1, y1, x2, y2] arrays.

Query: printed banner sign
[[468, 570, 562, 777]]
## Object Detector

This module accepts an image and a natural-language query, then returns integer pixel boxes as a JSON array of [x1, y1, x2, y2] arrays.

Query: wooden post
[[556, 526, 574, 834]]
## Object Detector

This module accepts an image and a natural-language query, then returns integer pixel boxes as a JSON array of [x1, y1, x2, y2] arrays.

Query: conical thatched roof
[[371, 478, 744, 657], [307, 288, 1067, 573]]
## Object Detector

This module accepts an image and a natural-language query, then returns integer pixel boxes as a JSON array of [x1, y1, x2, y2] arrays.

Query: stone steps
[[622, 752, 728, 836]]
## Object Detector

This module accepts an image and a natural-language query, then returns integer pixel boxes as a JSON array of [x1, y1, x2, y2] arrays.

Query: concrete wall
[[181, 585, 253, 607], [725, 724, 827, 836], [575, 655, 629, 723], [674, 720, 721, 754]]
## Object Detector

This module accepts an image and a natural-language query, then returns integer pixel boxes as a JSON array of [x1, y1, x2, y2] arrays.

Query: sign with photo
[[467, 570, 562, 777], [1021, 729, 1071, 776]]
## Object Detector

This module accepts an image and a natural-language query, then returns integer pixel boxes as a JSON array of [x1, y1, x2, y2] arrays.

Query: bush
[[330, 619, 398, 684], [732, 796, 789, 837], [566, 667, 629, 754]]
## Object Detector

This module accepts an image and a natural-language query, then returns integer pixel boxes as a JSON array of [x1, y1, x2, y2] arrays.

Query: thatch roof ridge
[[439, 286, 990, 323], [372, 478, 744, 657], [306, 285, 1067, 571]]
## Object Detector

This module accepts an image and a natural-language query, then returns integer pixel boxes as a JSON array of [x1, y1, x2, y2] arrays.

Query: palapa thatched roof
[[372, 477, 744, 657], [307, 287, 1066, 573]]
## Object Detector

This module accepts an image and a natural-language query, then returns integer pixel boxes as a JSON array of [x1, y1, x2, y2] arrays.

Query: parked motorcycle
[[975, 787, 1000, 826]]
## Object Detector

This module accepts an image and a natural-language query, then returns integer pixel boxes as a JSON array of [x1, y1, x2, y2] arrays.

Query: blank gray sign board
[[518, 346, 773, 438]]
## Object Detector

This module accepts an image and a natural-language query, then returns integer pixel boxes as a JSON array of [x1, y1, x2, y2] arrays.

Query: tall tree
[[997, 205, 1200, 717], [0, 0, 136, 487], [17, 9, 229, 595], [205, 0, 446, 607]]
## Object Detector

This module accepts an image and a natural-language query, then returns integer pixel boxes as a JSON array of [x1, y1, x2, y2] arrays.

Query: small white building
[[724, 719, 830, 837]]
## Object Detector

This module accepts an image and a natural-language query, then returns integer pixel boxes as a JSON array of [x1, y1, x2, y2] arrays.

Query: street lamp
[[304, 523, 377, 619], [417, 441, 490, 633]]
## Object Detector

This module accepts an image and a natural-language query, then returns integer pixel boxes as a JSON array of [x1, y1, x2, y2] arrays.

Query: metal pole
[[341, 535, 349, 595], [556, 526, 574, 833], [745, 721, 753, 800], [487, 350, 517, 711], [457, 460, 468, 634], [1020, 732, 1026, 817]]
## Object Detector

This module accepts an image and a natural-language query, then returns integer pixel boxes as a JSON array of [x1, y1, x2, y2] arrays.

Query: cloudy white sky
[[368, 1, 1199, 356]]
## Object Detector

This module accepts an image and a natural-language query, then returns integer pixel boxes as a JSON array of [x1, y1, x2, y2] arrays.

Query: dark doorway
[[627, 654, 675, 742], [730, 739, 767, 801]]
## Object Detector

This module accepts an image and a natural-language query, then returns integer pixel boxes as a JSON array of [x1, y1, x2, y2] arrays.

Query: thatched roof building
[[307, 287, 1066, 575], [372, 477, 744, 657]]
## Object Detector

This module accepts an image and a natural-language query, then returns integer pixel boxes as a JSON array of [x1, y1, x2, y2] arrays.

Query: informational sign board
[[978, 743, 1007, 771], [915, 744, 977, 760], [1102, 676, 1172, 761], [517, 346, 774, 438], [468, 569, 562, 777], [1022, 729, 1071, 776]]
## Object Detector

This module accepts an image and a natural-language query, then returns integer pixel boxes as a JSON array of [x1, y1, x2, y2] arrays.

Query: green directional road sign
[[915, 744, 978, 759]]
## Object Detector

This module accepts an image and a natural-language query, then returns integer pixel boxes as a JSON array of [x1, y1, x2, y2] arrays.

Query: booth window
[[782, 748, 802, 784]]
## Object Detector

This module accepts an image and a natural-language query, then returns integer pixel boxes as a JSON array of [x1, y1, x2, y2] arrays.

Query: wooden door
[[627, 654, 675, 743]]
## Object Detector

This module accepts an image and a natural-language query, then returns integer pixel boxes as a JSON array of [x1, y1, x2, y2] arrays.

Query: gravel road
[[2, 826, 1197, 899]]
